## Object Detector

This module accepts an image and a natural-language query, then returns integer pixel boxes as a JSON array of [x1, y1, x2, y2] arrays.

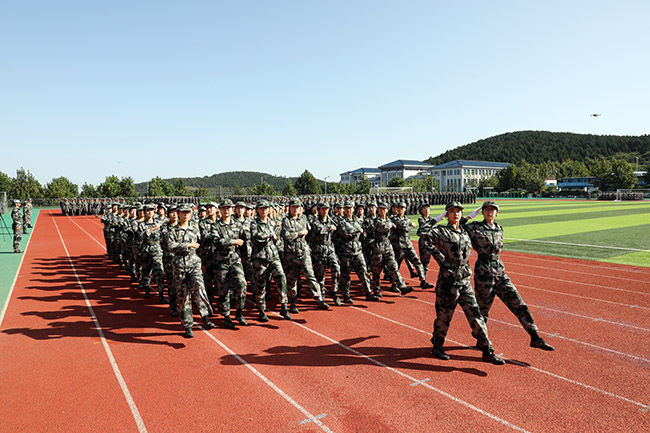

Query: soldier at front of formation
[[140, 203, 168, 302], [420, 202, 505, 365], [390, 202, 434, 289], [101, 204, 113, 256], [281, 198, 330, 313], [204, 199, 249, 329], [11, 200, 23, 253], [337, 201, 379, 303], [462, 201, 554, 351], [308, 202, 342, 306], [368, 202, 414, 298], [250, 200, 292, 322], [168, 204, 215, 338], [161, 204, 179, 316]]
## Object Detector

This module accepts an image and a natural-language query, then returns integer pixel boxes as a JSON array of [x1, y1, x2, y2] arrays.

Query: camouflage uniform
[[168, 221, 213, 330], [308, 212, 341, 300], [140, 216, 167, 300], [422, 220, 494, 353], [390, 213, 428, 285], [11, 202, 23, 252], [336, 212, 375, 301], [198, 214, 218, 303], [417, 214, 434, 278], [160, 216, 177, 313], [250, 213, 288, 312], [22, 200, 33, 232], [368, 214, 409, 295], [233, 211, 256, 295]]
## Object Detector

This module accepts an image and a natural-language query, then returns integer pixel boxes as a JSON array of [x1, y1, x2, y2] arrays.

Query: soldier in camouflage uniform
[[420, 202, 505, 365], [250, 200, 292, 322], [204, 199, 249, 329], [281, 198, 330, 313], [100, 204, 114, 256], [22, 199, 33, 233], [308, 202, 342, 306], [233, 202, 256, 295], [462, 201, 554, 351], [11, 200, 23, 253], [367, 202, 414, 297], [140, 204, 167, 302], [390, 202, 434, 289], [337, 202, 379, 303], [199, 202, 219, 304], [161, 204, 179, 316], [168, 204, 214, 338]]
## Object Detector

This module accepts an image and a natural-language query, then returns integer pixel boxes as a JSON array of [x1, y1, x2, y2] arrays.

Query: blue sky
[[2, 1, 648, 186]]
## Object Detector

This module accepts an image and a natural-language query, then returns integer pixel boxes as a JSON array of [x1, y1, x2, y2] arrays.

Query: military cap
[[111, 202, 120, 206], [256, 200, 271, 208], [245, 203, 255, 210], [481, 200, 499, 211], [143, 203, 156, 211], [206, 201, 218, 208], [219, 198, 234, 207], [419, 202, 430, 209], [317, 201, 330, 208], [355, 203, 365, 210], [167, 204, 178, 213], [129, 203, 137, 209], [343, 200, 354, 208], [334, 202, 343, 208], [235, 201, 247, 207], [367, 200, 377, 207], [445, 201, 464, 211], [177, 203, 193, 212], [396, 201, 407, 208], [377, 201, 389, 209], [198, 204, 206, 211], [13, 199, 21, 205], [136, 204, 144, 211], [289, 197, 302, 206], [157, 203, 167, 209]]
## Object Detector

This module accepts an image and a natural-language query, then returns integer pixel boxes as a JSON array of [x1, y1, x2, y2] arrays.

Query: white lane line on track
[[499, 251, 650, 276], [53, 216, 148, 433], [68, 217, 105, 248], [508, 271, 649, 296], [201, 330, 335, 433], [504, 260, 649, 285], [503, 237, 650, 253], [517, 284, 650, 311], [0, 210, 39, 329], [352, 307, 649, 410], [524, 303, 650, 332], [267, 313, 531, 432], [410, 297, 650, 363]]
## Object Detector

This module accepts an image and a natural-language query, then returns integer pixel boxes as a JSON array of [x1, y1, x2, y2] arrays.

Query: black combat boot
[[482, 348, 506, 365], [342, 294, 354, 304], [158, 291, 169, 304], [400, 286, 414, 296], [235, 309, 248, 326], [420, 280, 434, 289], [332, 294, 342, 306], [365, 293, 380, 301], [223, 316, 236, 330], [183, 327, 194, 338], [530, 330, 555, 351], [280, 304, 292, 320], [289, 298, 299, 314], [389, 284, 401, 293], [431, 336, 450, 360], [317, 299, 330, 310], [258, 310, 269, 323], [202, 316, 215, 330]]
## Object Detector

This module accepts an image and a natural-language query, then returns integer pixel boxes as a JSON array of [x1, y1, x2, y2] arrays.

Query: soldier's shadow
[[220, 335, 488, 377]]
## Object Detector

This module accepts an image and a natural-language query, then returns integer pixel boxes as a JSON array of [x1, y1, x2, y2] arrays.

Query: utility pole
[[324, 176, 329, 194], [636, 157, 639, 171]]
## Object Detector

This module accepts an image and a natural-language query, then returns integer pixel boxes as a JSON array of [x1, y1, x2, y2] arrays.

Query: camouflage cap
[[419, 202, 430, 209], [334, 202, 343, 208], [136, 204, 144, 211], [343, 200, 354, 208], [256, 200, 271, 208], [481, 200, 499, 211], [377, 201, 389, 209], [235, 201, 247, 207], [129, 203, 137, 209], [445, 201, 464, 211], [289, 197, 302, 206], [219, 198, 234, 207], [157, 203, 167, 209], [167, 204, 178, 213], [143, 203, 156, 211], [396, 201, 407, 208], [198, 204, 207, 211], [366, 200, 377, 207], [317, 201, 330, 208], [177, 203, 193, 212], [245, 203, 255, 210], [13, 199, 20, 205], [206, 201, 218, 208]]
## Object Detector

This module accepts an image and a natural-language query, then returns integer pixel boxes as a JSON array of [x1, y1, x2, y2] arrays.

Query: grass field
[[410, 200, 650, 268]]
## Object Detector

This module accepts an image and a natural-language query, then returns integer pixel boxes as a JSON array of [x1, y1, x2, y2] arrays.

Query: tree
[[118, 176, 137, 197], [193, 186, 211, 199], [172, 178, 189, 196], [326, 182, 343, 194], [294, 170, 321, 195], [282, 180, 298, 196], [387, 177, 406, 187], [0, 171, 13, 195], [405, 175, 439, 192], [355, 176, 371, 194], [247, 182, 276, 196], [478, 176, 499, 194], [97, 175, 121, 197], [45, 176, 78, 198], [232, 184, 245, 195], [80, 183, 98, 197], [496, 165, 517, 191], [11, 168, 43, 199], [148, 176, 174, 196], [592, 158, 636, 191]]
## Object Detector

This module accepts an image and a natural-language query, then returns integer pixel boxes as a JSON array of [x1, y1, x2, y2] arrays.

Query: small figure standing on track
[[462, 201, 554, 351], [421, 201, 505, 365], [11, 199, 23, 253]]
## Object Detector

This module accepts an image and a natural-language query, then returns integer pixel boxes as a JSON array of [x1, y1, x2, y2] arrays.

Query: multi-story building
[[339, 168, 381, 187], [378, 160, 433, 186], [430, 160, 510, 192]]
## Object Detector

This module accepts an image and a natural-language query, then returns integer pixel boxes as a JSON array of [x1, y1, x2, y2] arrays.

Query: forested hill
[[425, 131, 650, 166], [134, 171, 296, 193]]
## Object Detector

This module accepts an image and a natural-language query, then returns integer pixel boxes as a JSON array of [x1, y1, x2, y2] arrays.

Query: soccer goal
[[615, 189, 650, 201]]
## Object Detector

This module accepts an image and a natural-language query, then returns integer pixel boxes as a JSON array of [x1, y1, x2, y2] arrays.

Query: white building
[[430, 160, 510, 192], [378, 160, 433, 186], [339, 167, 381, 187]]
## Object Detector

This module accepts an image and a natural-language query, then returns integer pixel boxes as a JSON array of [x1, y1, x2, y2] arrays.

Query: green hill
[[425, 131, 650, 166]]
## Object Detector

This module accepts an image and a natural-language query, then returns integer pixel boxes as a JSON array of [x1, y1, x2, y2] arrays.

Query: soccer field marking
[[201, 329, 335, 433], [53, 216, 148, 433], [504, 238, 650, 253], [0, 211, 39, 329], [409, 297, 650, 363], [352, 307, 649, 410], [500, 251, 650, 275], [271, 313, 531, 433], [508, 271, 649, 296], [503, 260, 649, 284]]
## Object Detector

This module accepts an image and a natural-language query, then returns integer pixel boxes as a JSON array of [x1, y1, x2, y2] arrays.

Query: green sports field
[[410, 200, 650, 268]]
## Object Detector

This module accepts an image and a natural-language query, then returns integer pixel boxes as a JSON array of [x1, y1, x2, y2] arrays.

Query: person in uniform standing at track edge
[[140, 203, 168, 302], [462, 201, 554, 351], [250, 200, 292, 322], [421, 201, 505, 365], [281, 198, 330, 313], [308, 202, 342, 306], [11, 200, 23, 253], [22, 199, 33, 233], [168, 203, 215, 338], [204, 199, 249, 329]]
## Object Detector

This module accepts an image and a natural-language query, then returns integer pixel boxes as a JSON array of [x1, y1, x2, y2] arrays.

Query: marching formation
[[71, 192, 553, 365]]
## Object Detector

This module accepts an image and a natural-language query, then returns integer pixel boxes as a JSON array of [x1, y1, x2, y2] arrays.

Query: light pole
[[324, 176, 329, 194], [636, 157, 639, 171]]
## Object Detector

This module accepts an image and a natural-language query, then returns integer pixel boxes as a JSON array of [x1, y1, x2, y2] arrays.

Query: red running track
[[0, 210, 648, 433]]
